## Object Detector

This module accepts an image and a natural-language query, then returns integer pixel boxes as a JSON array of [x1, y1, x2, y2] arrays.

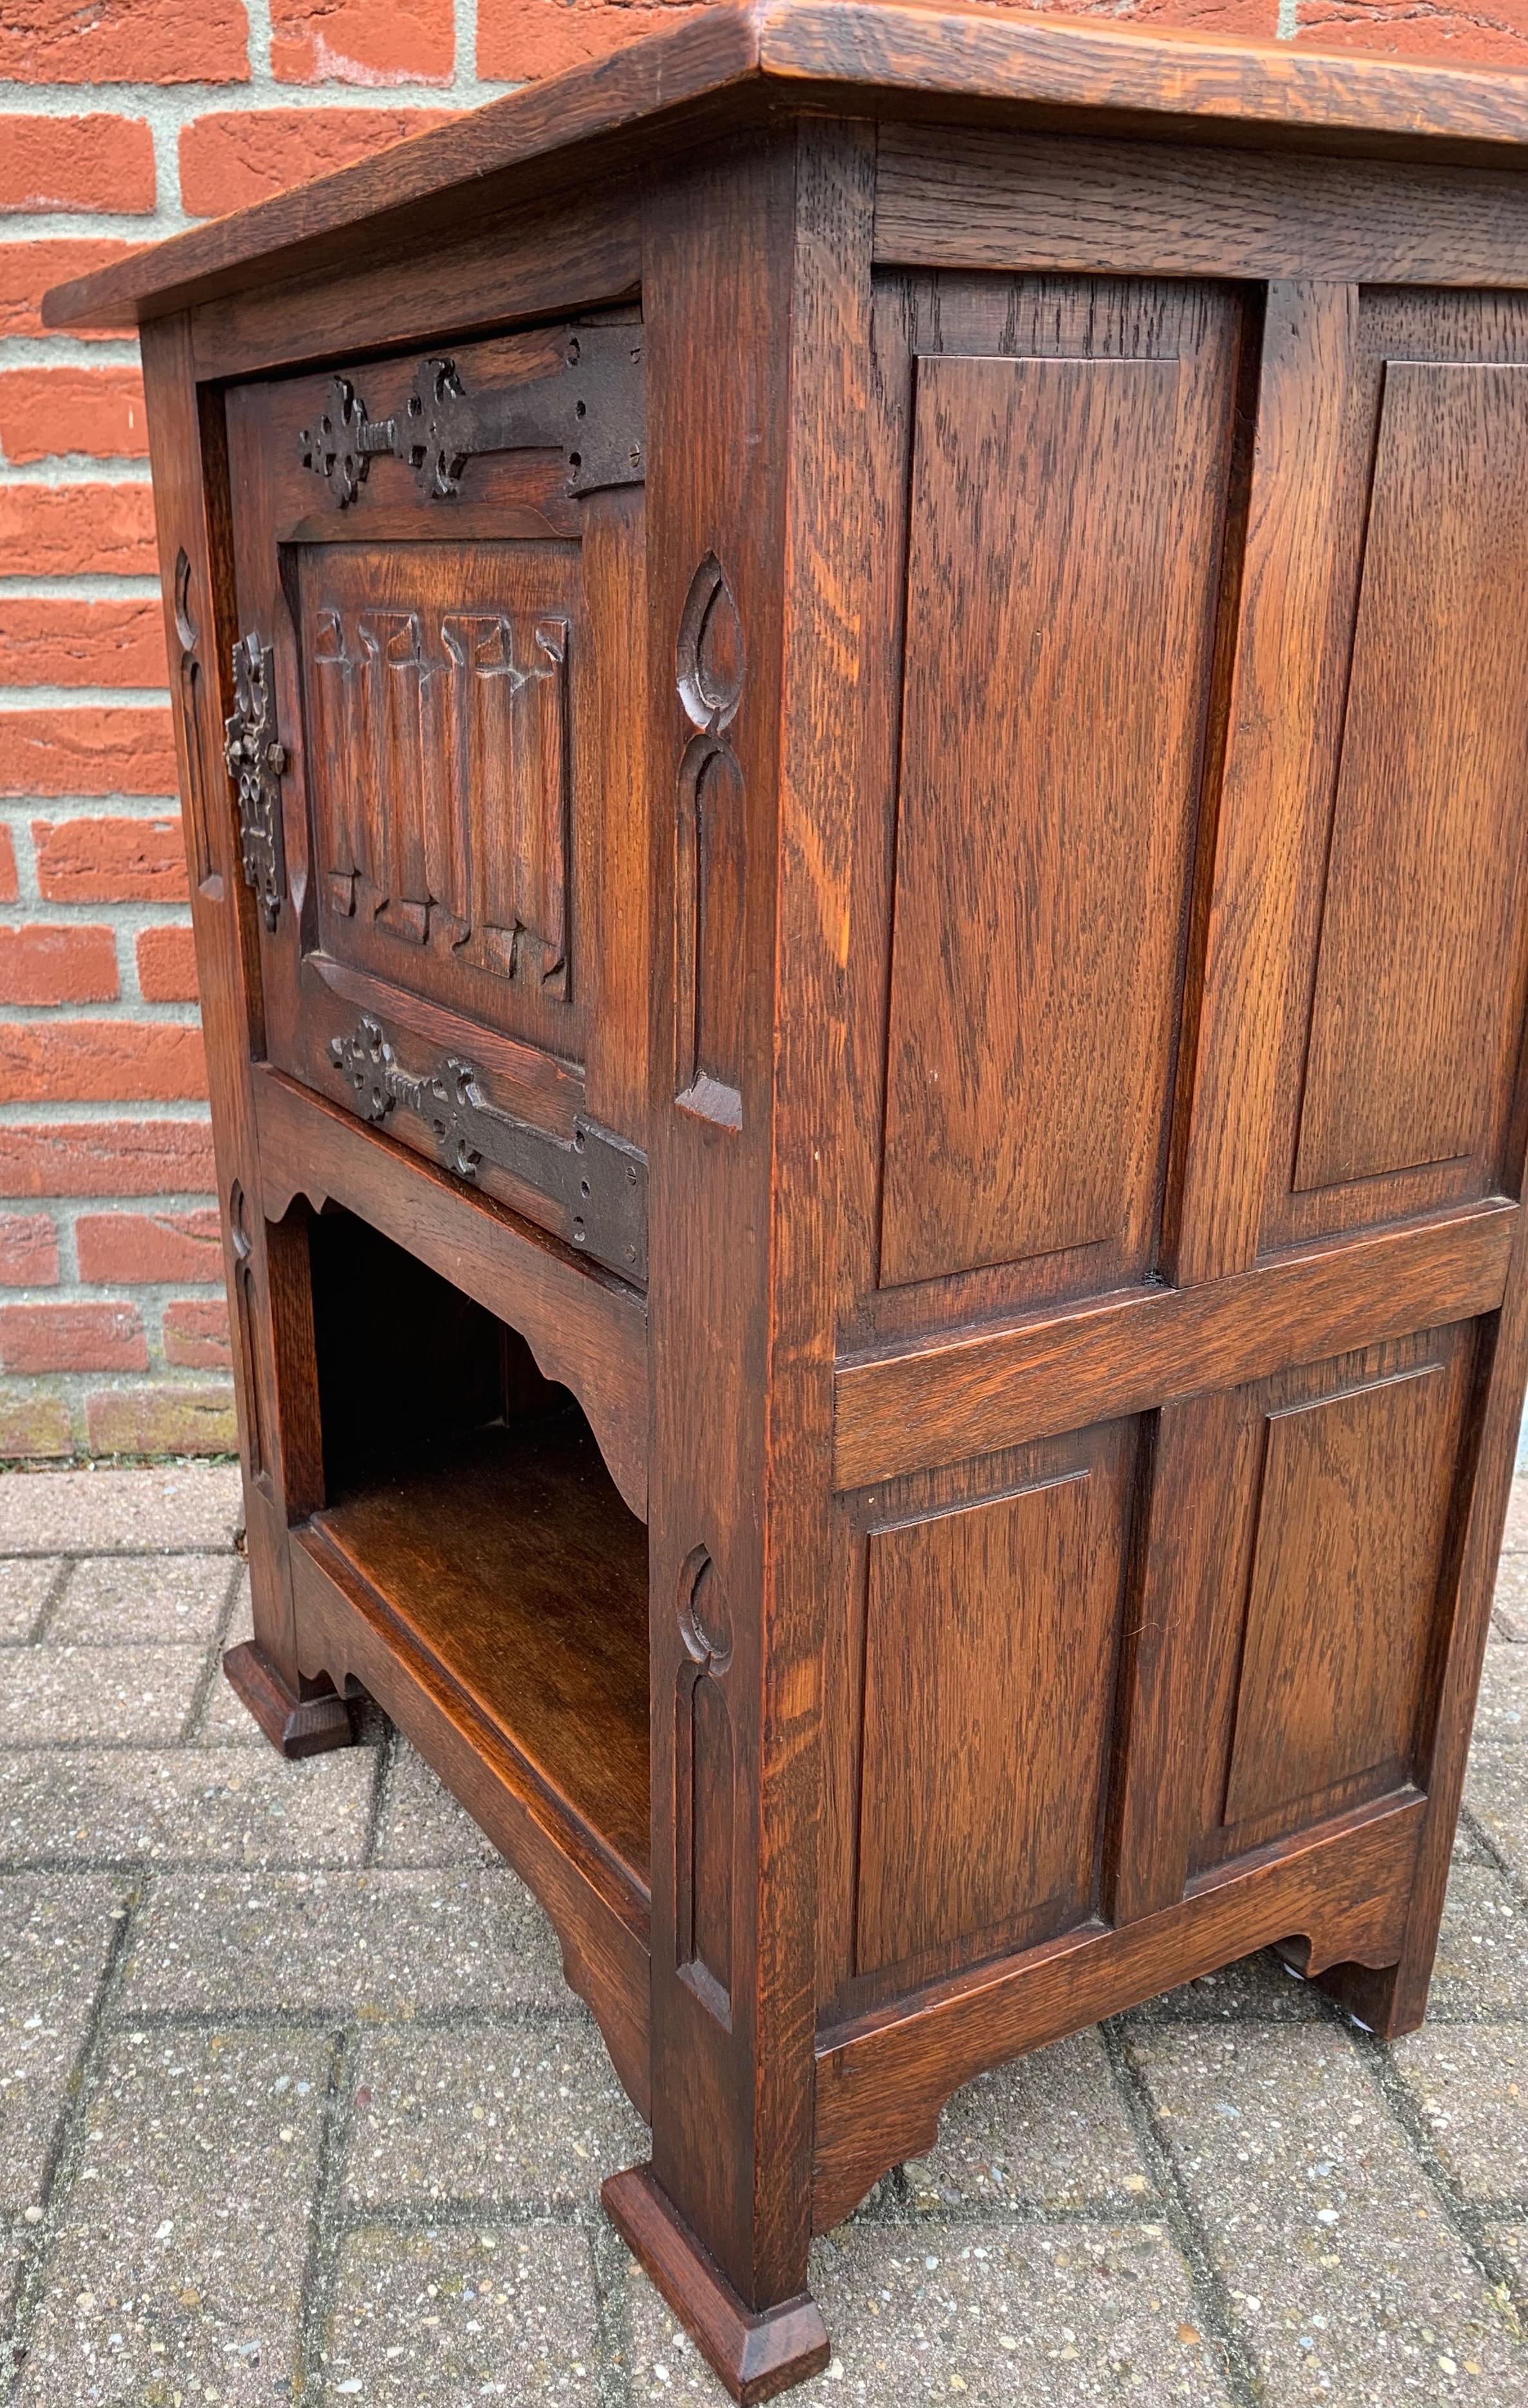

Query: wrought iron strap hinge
[[299, 326, 645, 508], [224, 631, 286, 932], [329, 1014, 647, 1283]]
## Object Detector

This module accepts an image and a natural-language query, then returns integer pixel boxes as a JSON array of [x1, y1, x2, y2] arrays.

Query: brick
[[0, 367, 147, 463], [51, 1553, 233, 1645], [0, 1120, 215, 1199], [120, 1869, 562, 2016], [0, 710, 176, 799], [84, 1383, 237, 1456], [0, 240, 142, 341], [0, 1023, 207, 1106], [179, 105, 454, 215], [0, 1875, 132, 2214], [0, 1212, 59, 1287], [0, 1459, 239, 1551], [1293, 0, 1528, 66], [134, 922, 199, 1002], [17, 2030, 324, 2407], [0, 926, 119, 1007], [271, 0, 453, 84], [163, 1295, 230, 1370], [0, 0, 250, 83], [75, 1205, 222, 1285], [33, 815, 187, 903], [0, 486, 158, 580], [0, 600, 167, 691], [0, 1748, 371, 1867], [478, 0, 707, 79], [0, 1386, 72, 1459], [0, 1642, 201, 1744], [0, 828, 15, 903], [0, 115, 156, 214], [0, 1300, 146, 1374]]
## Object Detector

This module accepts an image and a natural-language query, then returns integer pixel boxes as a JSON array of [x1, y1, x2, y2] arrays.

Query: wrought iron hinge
[[223, 631, 286, 931], [299, 326, 645, 508], [329, 1014, 647, 1283]]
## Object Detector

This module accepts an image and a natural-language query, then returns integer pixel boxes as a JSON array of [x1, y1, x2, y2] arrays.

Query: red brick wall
[[1, 0, 1522, 1461]]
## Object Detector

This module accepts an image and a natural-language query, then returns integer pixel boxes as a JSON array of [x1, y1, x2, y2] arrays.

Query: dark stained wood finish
[[80, 20, 1528, 2394]]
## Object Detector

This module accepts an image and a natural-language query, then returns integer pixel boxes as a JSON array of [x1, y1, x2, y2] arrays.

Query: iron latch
[[224, 630, 286, 931], [329, 1014, 647, 1283], [299, 326, 645, 508]]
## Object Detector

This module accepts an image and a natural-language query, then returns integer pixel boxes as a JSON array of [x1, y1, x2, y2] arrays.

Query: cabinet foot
[[602, 2166, 830, 2405], [1311, 1954, 1426, 2039], [223, 1640, 356, 1759]]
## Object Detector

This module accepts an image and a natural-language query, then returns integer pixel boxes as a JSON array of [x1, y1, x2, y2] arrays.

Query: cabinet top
[[45, 0, 1528, 331]]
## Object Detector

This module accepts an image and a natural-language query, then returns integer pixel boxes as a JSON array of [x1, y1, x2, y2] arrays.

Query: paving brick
[[0, 1748, 372, 1870], [193, 1664, 272, 1746], [75, 1207, 223, 1287], [1133, 1947, 1329, 2024], [627, 2220, 1233, 2406], [327, 2221, 603, 2404], [0, 598, 167, 690], [0, 1559, 58, 1643], [1393, 2025, 1528, 2201], [1502, 1478, 1528, 1553], [14, 2028, 326, 2408], [1132, 2022, 1527, 2402], [271, 0, 454, 84], [85, 1382, 237, 1458], [348, 2014, 645, 2209], [0, 1302, 147, 1376], [373, 1737, 499, 1867], [0, 1644, 205, 1745], [0, 116, 156, 214], [0, 369, 147, 465], [0, 1024, 205, 1109], [162, 1297, 230, 1370], [1463, 1752, 1528, 1880], [1471, 1645, 1528, 1745], [0, 709, 174, 798], [0, 486, 158, 580], [0, 1118, 216, 1200], [0, 0, 250, 82], [0, 1874, 130, 2214], [903, 2027, 1156, 2214], [134, 923, 198, 1004], [0, 1463, 240, 1553], [0, 242, 142, 342], [33, 811, 188, 908], [120, 1868, 563, 2017], [0, 927, 118, 1009], [179, 106, 456, 215], [50, 1555, 233, 1647], [0, 1214, 59, 1289], [1426, 1863, 1528, 2021]]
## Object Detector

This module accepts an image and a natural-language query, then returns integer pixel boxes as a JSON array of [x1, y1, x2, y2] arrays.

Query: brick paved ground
[[1, 1465, 1527, 2405]]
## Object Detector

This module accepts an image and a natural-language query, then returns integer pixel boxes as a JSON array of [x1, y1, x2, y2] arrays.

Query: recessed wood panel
[[1294, 362, 1528, 1196], [854, 1422, 1134, 1983], [878, 340, 1229, 1292]]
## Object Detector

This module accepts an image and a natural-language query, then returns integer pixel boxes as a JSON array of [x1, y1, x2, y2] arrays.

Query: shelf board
[[311, 1412, 651, 1891]]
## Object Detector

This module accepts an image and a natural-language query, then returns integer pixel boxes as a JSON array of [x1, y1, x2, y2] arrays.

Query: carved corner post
[[601, 125, 873, 2402], [139, 315, 342, 1759]]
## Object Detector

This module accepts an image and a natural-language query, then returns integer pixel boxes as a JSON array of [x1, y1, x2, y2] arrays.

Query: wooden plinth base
[[223, 1640, 356, 1759], [602, 2166, 830, 2405]]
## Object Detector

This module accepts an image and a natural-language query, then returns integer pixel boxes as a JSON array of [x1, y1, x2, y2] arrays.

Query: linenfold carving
[[308, 601, 570, 988], [297, 326, 645, 506], [223, 631, 286, 932], [327, 1013, 649, 1282]]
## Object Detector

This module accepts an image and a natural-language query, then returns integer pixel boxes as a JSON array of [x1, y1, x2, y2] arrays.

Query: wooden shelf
[[308, 1411, 651, 1892]]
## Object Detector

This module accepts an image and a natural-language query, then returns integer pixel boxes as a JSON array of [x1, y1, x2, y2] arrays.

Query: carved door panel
[[223, 320, 650, 1281]]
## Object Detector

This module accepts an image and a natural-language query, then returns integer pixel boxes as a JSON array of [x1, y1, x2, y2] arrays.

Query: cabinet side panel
[[879, 347, 1224, 1292], [854, 1425, 1134, 1983], [1293, 362, 1528, 1196]]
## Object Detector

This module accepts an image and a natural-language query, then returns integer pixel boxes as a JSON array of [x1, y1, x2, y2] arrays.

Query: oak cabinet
[[46, 9, 1528, 2396]]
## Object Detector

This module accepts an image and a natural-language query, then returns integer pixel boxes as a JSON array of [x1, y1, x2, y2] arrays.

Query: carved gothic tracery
[[223, 630, 286, 932]]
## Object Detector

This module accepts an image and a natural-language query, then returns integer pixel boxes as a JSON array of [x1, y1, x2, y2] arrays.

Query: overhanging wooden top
[[44, 0, 1528, 333]]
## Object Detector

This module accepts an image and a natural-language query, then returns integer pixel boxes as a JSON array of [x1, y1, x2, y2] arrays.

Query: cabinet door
[[222, 321, 649, 1280]]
